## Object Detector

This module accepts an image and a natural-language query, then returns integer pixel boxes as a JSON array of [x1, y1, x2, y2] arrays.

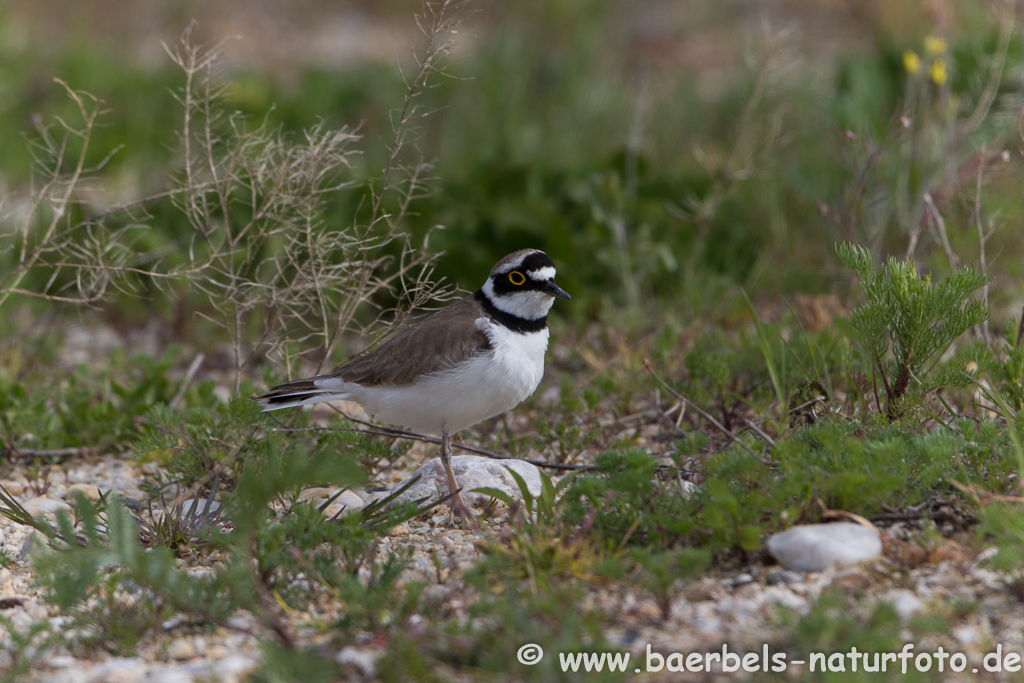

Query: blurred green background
[[2, 0, 1021, 332]]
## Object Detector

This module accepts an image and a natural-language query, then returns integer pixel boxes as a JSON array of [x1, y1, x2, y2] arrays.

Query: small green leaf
[[471, 486, 516, 507]]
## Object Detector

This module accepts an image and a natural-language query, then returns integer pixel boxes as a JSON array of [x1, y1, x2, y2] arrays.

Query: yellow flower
[[930, 59, 947, 85], [903, 50, 921, 74], [924, 35, 948, 55]]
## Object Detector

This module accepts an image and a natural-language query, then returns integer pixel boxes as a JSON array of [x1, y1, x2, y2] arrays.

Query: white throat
[[481, 279, 555, 320]]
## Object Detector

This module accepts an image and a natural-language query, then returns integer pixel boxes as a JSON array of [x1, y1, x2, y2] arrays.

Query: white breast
[[319, 318, 549, 435]]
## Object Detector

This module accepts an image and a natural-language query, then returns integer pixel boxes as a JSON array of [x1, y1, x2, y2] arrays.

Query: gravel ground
[[3, 450, 1024, 682], [2, 323, 1024, 681]]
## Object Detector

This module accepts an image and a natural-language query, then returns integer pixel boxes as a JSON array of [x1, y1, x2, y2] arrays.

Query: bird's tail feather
[[257, 379, 340, 412]]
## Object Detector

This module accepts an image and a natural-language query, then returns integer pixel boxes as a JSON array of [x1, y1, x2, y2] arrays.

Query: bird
[[257, 249, 570, 518]]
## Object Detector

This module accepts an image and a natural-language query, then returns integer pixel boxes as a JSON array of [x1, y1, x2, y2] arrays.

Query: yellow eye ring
[[508, 270, 526, 286]]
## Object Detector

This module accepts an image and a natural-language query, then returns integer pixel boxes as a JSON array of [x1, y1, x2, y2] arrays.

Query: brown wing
[[323, 295, 491, 386]]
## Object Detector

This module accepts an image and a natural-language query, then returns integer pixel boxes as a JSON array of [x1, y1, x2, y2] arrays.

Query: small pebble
[[679, 481, 699, 498], [144, 670, 191, 683], [953, 625, 981, 645], [766, 569, 802, 586], [19, 532, 38, 561], [207, 645, 231, 661], [2, 481, 25, 496], [729, 573, 754, 587], [85, 657, 147, 683], [337, 647, 380, 678], [215, 655, 260, 679], [65, 483, 102, 501], [167, 639, 198, 660], [22, 497, 72, 517], [321, 491, 365, 518], [177, 498, 222, 517], [877, 589, 925, 621], [44, 655, 77, 669]]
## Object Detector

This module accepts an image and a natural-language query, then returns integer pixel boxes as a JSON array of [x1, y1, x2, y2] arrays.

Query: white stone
[[42, 670, 88, 683], [760, 586, 808, 612], [336, 647, 379, 677], [84, 658, 146, 683], [766, 569, 802, 586], [877, 589, 925, 621], [953, 625, 981, 646], [767, 523, 882, 573], [145, 670, 192, 683], [2, 481, 25, 496], [693, 614, 723, 636], [299, 488, 365, 517], [177, 498, 223, 517], [65, 483, 103, 501], [60, 324, 122, 367], [389, 455, 542, 508], [167, 639, 198, 660], [21, 497, 72, 517], [43, 655, 78, 669], [214, 655, 260, 682]]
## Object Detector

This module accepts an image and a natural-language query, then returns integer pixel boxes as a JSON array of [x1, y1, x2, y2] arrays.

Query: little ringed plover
[[257, 248, 570, 516]]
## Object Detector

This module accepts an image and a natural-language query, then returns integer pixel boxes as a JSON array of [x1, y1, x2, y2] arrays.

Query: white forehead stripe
[[481, 278, 496, 300], [528, 266, 556, 281]]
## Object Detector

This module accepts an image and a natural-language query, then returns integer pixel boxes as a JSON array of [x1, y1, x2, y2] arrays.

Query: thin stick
[[319, 0, 467, 372], [923, 193, 959, 269], [744, 420, 776, 449], [973, 145, 990, 345], [269, 421, 594, 472], [1016, 304, 1024, 351], [949, 477, 1024, 504], [4, 446, 103, 460], [642, 358, 772, 464], [650, 395, 686, 436], [169, 353, 205, 409]]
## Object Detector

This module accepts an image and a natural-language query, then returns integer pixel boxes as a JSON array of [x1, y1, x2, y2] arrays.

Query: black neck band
[[474, 290, 548, 333]]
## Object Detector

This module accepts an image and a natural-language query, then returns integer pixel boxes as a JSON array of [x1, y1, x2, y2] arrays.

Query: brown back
[[326, 295, 491, 386]]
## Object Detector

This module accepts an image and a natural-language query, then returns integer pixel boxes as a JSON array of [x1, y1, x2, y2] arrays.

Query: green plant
[[432, 575, 626, 682], [135, 392, 406, 493], [775, 585, 948, 683], [0, 615, 57, 682], [745, 289, 791, 433], [253, 642, 340, 683], [562, 449, 699, 550], [838, 243, 989, 421], [474, 467, 578, 529], [630, 548, 710, 621], [3, 1, 1024, 677], [4, 426, 436, 671], [2, 19, 458, 395], [0, 347, 181, 457], [74, 573, 172, 657]]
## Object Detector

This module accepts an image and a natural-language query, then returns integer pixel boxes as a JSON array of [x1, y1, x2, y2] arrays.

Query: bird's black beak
[[541, 279, 571, 300]]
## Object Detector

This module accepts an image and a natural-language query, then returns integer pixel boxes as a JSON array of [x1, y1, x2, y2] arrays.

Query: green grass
[[2, 0, 1024, 680], [5, 3, 1020, 322]]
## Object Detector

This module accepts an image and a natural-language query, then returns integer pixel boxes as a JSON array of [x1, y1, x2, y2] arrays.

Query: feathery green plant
[[838, 243, 989, 421]]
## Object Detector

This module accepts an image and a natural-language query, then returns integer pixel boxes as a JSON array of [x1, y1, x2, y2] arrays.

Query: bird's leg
[[440, 429, 473, 523]]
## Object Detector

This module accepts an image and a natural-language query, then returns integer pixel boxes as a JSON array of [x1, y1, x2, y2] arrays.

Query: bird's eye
[[508, 270, 526, 286]]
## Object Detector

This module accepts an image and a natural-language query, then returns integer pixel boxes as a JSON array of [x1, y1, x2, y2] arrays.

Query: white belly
[[321, 326, 549, 435]]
